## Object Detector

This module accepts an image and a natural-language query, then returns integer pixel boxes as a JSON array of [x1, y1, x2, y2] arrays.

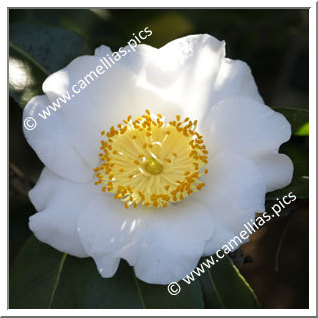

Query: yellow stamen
[[94, 111, 208, 208]]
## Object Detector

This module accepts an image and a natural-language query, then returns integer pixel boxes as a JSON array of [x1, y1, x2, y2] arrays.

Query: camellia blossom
[[23, 34, 293, 284]]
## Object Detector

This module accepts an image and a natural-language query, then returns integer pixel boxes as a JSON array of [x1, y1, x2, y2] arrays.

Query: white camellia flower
[[23, 34, 293, 284]]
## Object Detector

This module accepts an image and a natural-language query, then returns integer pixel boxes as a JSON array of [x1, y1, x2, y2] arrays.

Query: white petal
[[94, 45, 113, 57], [203, 219, 238, 255], [203, 96, 291, 157], [23, 95, 93, 182], [93, 45, 186, 122], [41, 53, 136, 177], [24, 44, 190, 182], [252, 153, 293, 192], [24, 48, 143, 182], [127, 34, 226, 122], [28, 167, 56, 211], [210, 58, 263, 105], [77, 195, 214, 284], [193, 153, 266, 236], [23, 36, 264, 183], [29, 168, 98, 257], [123, 35, 263, 123]]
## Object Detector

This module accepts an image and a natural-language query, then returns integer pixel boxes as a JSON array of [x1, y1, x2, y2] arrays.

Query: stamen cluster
[[94, 110, 208, 208]]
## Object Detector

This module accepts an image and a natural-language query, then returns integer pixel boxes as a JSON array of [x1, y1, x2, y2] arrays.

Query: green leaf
[[295, 122, 309, 136], [9, 42, 48, 107], [9, 9, 63, 25], [135, 277, 204, 309], [267, 136, 309, 199], [60, 10, 123, 48], [9, 9, 123, 49], [10, 22, 91, 73], [10, 235, 204, 309], [199, 255, 260, 308], [273, 107, 309, 136], [9, 22, 91, 108]]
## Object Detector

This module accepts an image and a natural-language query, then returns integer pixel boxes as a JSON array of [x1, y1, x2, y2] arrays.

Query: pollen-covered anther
[[94, 110, 208, 208]]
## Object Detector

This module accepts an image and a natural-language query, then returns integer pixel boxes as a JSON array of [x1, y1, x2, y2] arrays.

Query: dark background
[[9, 9, 309, 309]]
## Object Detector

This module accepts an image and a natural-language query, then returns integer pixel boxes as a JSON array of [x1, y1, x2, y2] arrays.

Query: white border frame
[[3, 0, 316, 316]]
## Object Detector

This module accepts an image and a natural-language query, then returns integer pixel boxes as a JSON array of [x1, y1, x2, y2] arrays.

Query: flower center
[[94, 110, 208, 209], [144, 157, 163, 175]]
